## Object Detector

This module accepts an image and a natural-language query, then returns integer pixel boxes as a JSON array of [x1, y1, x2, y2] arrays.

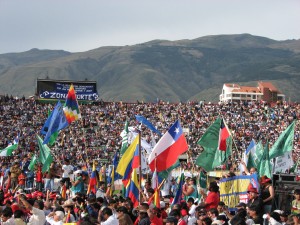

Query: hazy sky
[[0, 0, 299, 54]]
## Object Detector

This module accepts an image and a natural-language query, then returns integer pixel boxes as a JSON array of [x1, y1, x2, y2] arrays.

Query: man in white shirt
[[18, 194, 46, 225], [61, 159, 74, 189], [100, 207, 119, 225], [46, 211, 65, 225]]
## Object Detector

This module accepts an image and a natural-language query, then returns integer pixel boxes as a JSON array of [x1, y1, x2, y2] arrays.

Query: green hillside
[[0, 34, 299, 102]]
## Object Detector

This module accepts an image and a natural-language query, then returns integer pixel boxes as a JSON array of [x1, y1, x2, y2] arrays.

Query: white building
[[219, 81, 285, 103]]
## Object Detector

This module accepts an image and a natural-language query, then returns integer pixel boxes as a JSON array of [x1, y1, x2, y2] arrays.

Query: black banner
[[37, 79, 99, 101]]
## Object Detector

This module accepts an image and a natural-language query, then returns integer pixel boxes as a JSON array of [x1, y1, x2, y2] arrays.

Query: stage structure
[[36, 79, 99, 102]]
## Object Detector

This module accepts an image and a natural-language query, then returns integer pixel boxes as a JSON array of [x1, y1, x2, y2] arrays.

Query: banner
[[37, 79, 99, 101], [273, 151, 294, 173], [219, 174, 259, 210]]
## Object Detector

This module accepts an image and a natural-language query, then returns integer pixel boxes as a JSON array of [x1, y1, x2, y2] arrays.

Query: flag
[[37, 135, 53, 173], [195, 118, 232, 171], [116, 135, 139, 177], [87, 162, 98, 194], [172, 173, 185, 205], [0, 133, 19, 156], [47, 108, 59, 146], [28, 155, 37, 171], [99, 166, 106, 183], [63, 84, 81, 124], [120, 121, 129, 156], [158, 160, 180, 180], [246, 140, 257, 169], [269, 121, 295, 159], [153, 170, 160, 209], [148, 120, 188, 172], [135, 115, 162, 136], [127, 169, 139, 207], [258, 141, 272, 178], [0, 135, 19, 156], [41, 101, 69, 145], [61, 184, 67, 199], [218, 119, 231, 151], [65, 211, 71, 223], [199, 171, 207, 189]]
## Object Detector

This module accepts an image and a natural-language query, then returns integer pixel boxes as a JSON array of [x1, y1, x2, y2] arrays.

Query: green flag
[[196, 118, 232, 171], [120, 121, 129, 156], [0, 143, 18, 156], [247, 140, 263, 169], [269, 121, 295, 159], [158, 160, 180, 179], [258, 141, 272, 178], [197, 118, 221, 148], [199, 171, 207, 189], [28, 155, 37, 171], [37, 135, 53, 173], [212, 136, 232, 169]]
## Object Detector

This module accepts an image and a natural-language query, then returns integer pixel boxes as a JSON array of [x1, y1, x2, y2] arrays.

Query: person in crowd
[[46, 210, 65, 225], [14, 209, 26, 225], [35, 164, 43, 192], [292, 214, 300, 225], [71, 170, 84, 197], [183, 177, 198, 201], [208, 208, 219, 221], [147, 208, 163, 225], [10, 162, 21, 190], [61, 159, 73, 189], [247, 187, 263, 215], [260, 176, 274, 214], [166, 216, 178, 225], [96, 181, 106, 198], [169, 209, 187, 225], [44, 162, 57, 192], [99, 207, 119, 225], [292, 189, 300, 215], [18, 170, 26, 190], [18, 193, 46, 225], [247, 205, 263, 225], [201, 182, 220, 211], [137, 209, 151, 225], [1, 207, 15, 225]]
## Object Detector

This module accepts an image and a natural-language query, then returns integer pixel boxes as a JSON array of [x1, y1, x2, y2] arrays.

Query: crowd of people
[[0, 95, 300, 225]]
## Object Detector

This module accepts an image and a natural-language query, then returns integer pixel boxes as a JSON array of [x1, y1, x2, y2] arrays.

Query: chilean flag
[[218, 119, 231, 151], [148, 120, 188, 172]]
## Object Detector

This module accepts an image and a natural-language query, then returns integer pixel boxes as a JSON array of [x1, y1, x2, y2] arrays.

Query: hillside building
[[219, 81, 285, 103]]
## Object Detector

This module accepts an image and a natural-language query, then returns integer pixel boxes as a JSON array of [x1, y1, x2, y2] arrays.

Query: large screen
[[37, 79, 99, 101]]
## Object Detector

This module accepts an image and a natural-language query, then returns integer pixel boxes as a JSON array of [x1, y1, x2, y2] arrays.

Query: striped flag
[[63, 84, 81, 124]]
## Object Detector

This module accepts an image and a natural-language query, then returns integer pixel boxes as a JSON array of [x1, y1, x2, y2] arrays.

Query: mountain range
[[1, 33, 300, 102]]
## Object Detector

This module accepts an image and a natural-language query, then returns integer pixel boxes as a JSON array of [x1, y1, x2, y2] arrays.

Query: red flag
[[218, 119, 231, 151], [148, 120, 188, 172]]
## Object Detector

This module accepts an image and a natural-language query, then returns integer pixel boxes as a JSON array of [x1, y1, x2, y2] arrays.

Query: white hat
[[55, 211, 65, 220], [74, 170, 82, 174], [160, 201, 166, 208]]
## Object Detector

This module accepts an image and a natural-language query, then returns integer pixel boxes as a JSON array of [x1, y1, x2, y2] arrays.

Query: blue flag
[[135, 115, 162, 136], [41, 101, 69, 144], [172, 173, 185, 205]]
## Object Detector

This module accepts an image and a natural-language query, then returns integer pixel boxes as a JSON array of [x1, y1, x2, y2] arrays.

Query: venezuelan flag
[[63, 84, 81, 124], [127, 168, 139, 207], [87, 162, 98, 194], [116, 135, 139, 177]]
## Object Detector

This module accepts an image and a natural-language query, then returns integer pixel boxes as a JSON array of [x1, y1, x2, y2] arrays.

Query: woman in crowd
[[260, 176, 275, 214]]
